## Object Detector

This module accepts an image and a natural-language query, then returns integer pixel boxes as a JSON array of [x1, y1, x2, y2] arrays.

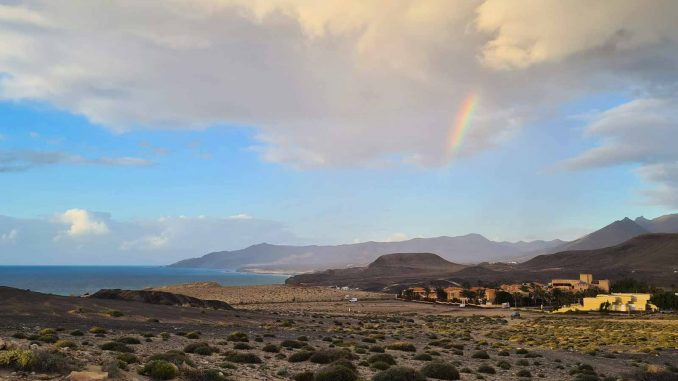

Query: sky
[[0, 0, 677, 264]]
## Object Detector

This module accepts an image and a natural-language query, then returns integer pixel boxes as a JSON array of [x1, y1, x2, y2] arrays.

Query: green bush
[[309, 349, 354, 364], [370, 345, 385, 353], [100, 342, 134, 353], [314, 364, 358, 381], [38, 334, 59, 343], [223, 351, 261, 364], [186, 331, 201, 339], [387, 342, 417, 352], [232, 342, 251, 350], [227, 332, 248, 342], [497, 360, 511, 369], [107, 310, 124, 317], [69, 330, 84, 337], [39, 328, 56, 336], [281, 340, 304, 349], [88, 327, 107, 334], [54, 340, 77, 349], [517, 369, 532, 377], [371, 361, 391, 370], [149, 350, 194, 367], [372, 366, 426, 381], [115, 336, 141, 345], [420, 361, 460, 380], [288, 351, 314, 362], [0, 349, 78, 374], [262, 344, 279, 353], [368, 353, 396, 365], [471, 350, 490, 359], [139, 360, 179, 380], [477, 364, 495, 374], [116, 353, 139, 364], [184, 342, 219, 355]]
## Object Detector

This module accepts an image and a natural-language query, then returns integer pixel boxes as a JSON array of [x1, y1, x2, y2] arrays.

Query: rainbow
[[446, 92, 478, 160]]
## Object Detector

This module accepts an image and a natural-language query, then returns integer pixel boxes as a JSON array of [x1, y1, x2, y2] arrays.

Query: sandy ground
[[0, 285, 676, 381], [150, 282, 391, 305]]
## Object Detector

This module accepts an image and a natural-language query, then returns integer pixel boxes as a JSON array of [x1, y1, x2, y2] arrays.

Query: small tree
[[436, 287, 448, 301]]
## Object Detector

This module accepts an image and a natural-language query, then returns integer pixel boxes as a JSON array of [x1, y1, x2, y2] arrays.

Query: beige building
[[555, 293, 658, 313], [551, 274, 610, 293]]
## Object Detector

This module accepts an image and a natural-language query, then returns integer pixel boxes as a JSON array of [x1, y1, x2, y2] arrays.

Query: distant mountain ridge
[[170, 234, 563, 273], [170, 213, 678, 274], [286, 233, 678, 290]]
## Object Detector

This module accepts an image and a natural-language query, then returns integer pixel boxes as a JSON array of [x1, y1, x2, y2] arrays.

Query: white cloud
[[476, 0, 678, 69], [384, 232, 409, 242], [0, 1, 676, 168], [561, 97, 678, 207], [57, 209, 109, 237], [0, 150, 153, 172], [0, 228, 18, 244], [228, 213, 253, 220], [0, 210, 303, 264]]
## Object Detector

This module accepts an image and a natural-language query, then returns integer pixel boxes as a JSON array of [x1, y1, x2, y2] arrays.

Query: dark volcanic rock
[[89, 289, 233, 310]]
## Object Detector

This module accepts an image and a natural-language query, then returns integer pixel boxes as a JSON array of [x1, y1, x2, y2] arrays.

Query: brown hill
[[89, 289, 234, 310], [286, 253, 466, 291], [520, 233, 678, 273]]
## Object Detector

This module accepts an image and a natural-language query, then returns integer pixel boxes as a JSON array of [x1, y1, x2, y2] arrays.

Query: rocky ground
[[0, 286, 676, 381]]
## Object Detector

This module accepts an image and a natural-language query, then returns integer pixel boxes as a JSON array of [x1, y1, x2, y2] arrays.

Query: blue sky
[[0, 1, 676, 264]]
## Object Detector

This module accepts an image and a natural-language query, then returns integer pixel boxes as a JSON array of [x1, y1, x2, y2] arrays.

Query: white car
[[349, 298, 358, 303]]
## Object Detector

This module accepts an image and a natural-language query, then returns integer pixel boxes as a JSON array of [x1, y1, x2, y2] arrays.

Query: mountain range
[[286, 233, 678, 290], [170, 213, 678, 274]]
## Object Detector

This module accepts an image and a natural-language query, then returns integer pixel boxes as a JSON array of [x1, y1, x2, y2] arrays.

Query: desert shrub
[[372, 366, 426, 381], [497, 360, 511, 369], [292, 371, 314, 381], [160, 332, 171, 341], [309, 349, 354, 364], [186, 331, 201, 339], [223, 351, 261, 364], [100, 342, 134, 353], [288, 351, 314, 362], [38, 334, 59, 343], [262, 344, 279, 353], [117, 353, 139, 364], [414, 353, 433, 361], [115, 336, 141, 345], [0, 349, 78, 374], [516, 359, 529, 366], [368, 353, 397, 365], [387, 342, 417, 352], [89, 327, 107, 334], [517, 369, 532, 377], [370, 345, 386, 353], [54, 340, 77, 349], [314, 363, 358, 381], [471, 350, 490, 359], [182, 368, 228, 381], [184, 342, 219, 355], [297, 335, 308, 341], [498, 350, 510, 356], [232, 342, 251, 350], [227, 332, 248, 342], [69, 330, 83, 337], [281, 340, 304, 349], [139, 360, 179, 380], [107, 310, 124, 317], [149, 350, 194, 367], [39, 328, 56, 336], [516, 348, 529, 354], [30, 350, 79, 374], [477, 364, 495, 374], [371, 361, 391, 370], [420, 361, 460, 380]]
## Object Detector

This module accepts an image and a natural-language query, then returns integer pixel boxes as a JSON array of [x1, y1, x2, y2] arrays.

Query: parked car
[[510, 311, 521, 319]]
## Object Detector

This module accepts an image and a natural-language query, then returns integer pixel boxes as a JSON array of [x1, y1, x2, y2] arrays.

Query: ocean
[[0, 266, 287, 296]]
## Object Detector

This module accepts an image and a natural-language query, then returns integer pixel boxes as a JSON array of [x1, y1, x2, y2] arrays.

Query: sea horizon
[[0, 265, 287, 296]]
